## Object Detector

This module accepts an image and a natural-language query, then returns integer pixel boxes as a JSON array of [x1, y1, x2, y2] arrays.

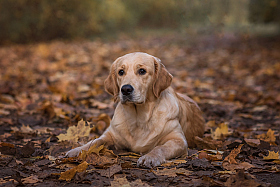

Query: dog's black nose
[[121, 84, 134, 95]]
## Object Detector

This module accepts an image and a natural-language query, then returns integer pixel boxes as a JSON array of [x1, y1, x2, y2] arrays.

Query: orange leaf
[[59, 161, 88, 181]]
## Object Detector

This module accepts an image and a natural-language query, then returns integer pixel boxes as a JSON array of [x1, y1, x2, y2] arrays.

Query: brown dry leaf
[[85, 153, 117, 167], [91, 113, 111, 135], [90, 99, 110, 109], [212, 123, 230, 140], [225, 170, 262, 187], [78, 144, 104, 161], [256, 129, 276, 143], [223, 144, 243, 164], [111, 176, 150, 187], [21, 124, 33, 133], [161, 159, 187, 167], [77, 143, 117, 167], [54, 107, 68, 119], [218, 170, 236, 175], [207, 154, 223, 161], [0, 109, 10, 115], [252, 105, 268, 112], [11, 124, 34, 133], [153, 168, 192, 177], [100, 147, 117, 158], [244, 138, 260, 147], [206, 120, 216, 127], [223, 161, 254, 171], [99, 164, 122, 177], [39, 101, 56, 119], [263, 151, 279, 160], [59, 161, 89, 181], [22, 175, 42, 184], [0, 142, 15, 148], [238, 113, 253, 119], [119, 152, 142, 159], [57, 119, 91, 142], [130, 179, 150, 187], [194, 136, 222, 150], [93, 113, 111, 127]]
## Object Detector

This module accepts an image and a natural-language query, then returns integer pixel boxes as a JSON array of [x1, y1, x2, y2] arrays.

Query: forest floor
[[0, 32, 280, 186]]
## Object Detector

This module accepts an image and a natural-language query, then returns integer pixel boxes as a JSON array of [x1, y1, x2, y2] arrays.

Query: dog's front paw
[[137, 154, 166, 168], [65, 147, 82, 157]]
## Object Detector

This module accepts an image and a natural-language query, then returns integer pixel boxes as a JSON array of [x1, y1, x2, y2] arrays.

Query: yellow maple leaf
[[212, 123, 230, 140], [78, 144, 104, 161], [263, 151, 279, 160], [57, 119, 91, 142], [59, 161, 88, 181]]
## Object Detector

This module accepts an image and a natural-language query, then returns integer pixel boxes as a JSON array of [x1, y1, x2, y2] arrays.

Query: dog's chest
[[112, 102, 171, 153], [113, 109, 160, 153]]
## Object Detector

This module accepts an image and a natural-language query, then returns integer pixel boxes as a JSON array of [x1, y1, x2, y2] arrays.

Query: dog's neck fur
[[121, 98, 159, 130]]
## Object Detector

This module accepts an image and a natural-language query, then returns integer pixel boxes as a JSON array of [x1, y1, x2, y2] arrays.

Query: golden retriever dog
[[66, 52, 205, 168]]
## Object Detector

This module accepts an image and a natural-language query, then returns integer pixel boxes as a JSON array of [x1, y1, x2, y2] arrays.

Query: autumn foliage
[[0, 33, 280, 186]]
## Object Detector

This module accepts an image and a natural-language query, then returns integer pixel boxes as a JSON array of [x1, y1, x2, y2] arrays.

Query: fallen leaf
[[252, 105, 267, 112], [78, 144, 104, 161], [153, 168, 192, 177], [92, 113, 111, 127], [256, 129, 276, 143], [57, 119, 91, 142], [212, 123, 231, 140], [78, 84, 90, 92], [223, 161, 254, 171], [11, 124, 34, 133], [244, 138, 260, 147], [194, 136, 222, 150], [85, 153, 117, 167], [223, 144, 243, 164], [59, 161, 89, 181], [111, 176, 150, 187], [206, 120, 216, 127], [110, 176, 130, 187], [39, 101, 56, 119], [263, 151, 279, 160], [161, 159, 187, 167], [218, 170, 236, 175], [119, 152, 141, 158], [207, 154, 223, 161], [90, 99, 110, 109], [22, 175, 42, 184], [77, 144, 117, 167], [0, 109, 10, 115], [225, 170, 263, 187], [0, 142, 15, 148], [99, 164, 122, 177]]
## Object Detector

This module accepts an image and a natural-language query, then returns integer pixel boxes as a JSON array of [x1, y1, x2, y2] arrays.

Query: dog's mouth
[[121, 95, 144, 105]]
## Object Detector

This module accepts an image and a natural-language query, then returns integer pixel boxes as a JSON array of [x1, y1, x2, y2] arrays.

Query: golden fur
[[66, 52, 205, 168]]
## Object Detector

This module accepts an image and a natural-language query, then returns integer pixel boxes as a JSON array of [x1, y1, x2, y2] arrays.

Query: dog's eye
[[138, 69, 146, 75], [118, 70, 124, 76]]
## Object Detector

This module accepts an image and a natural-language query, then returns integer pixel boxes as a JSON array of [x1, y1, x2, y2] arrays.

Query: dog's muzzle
[[121, 84, 134, 103]]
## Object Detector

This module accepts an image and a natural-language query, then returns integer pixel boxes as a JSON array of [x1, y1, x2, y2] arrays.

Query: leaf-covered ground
[[0, 33, 280, 186]]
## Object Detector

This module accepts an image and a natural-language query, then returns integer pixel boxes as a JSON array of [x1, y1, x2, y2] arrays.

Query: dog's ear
[[104, 58, 121, 101], [153, 57, 173, 98]]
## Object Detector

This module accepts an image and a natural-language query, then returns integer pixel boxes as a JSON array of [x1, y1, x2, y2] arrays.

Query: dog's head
[[104, 52, 173, 104]]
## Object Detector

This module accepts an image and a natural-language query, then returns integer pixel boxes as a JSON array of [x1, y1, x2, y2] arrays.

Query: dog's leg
[[66, 130, 114, 157], [137, 132, 188, 168]]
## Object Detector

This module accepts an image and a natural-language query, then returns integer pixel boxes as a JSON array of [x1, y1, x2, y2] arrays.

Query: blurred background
[[0, 0, 279, 44]]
